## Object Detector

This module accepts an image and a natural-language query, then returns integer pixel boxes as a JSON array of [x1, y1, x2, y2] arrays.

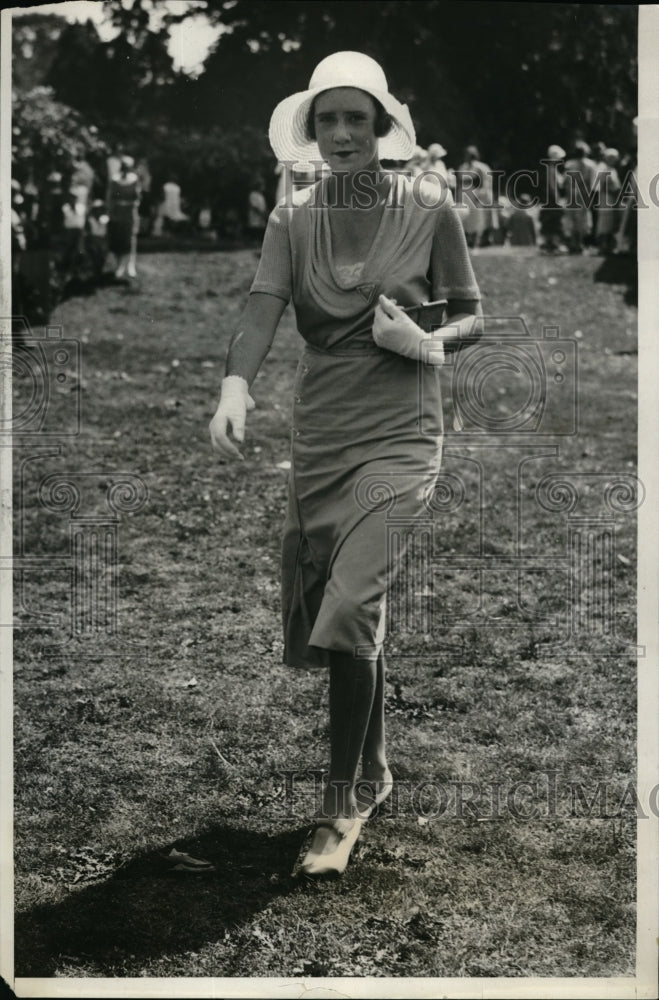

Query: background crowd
[[10, 0, 638, 326], [11, 128, 638, 327]]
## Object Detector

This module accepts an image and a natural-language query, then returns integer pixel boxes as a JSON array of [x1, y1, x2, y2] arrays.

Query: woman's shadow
[[15, 822, 305, 976]]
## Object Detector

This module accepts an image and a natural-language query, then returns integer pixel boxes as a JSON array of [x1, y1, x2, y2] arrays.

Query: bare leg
[[127, 234, 137, 277]]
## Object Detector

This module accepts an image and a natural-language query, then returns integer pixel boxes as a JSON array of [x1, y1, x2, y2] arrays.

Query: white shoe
[[295, 817, 363, 878]]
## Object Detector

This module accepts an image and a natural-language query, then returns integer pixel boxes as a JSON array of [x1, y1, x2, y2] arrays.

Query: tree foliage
[[45, 18, 179, 139], [12, 86, 108, 188], [11, 12, 66, 94], [144, 121, 273, 213], [172, 0, 637, 167], [13, 1, 637, 209]]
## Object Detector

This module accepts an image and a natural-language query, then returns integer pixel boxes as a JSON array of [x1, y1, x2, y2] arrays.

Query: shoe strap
[[312, 817, 362, 837]]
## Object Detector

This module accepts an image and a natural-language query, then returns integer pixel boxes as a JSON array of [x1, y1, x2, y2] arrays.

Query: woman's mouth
[[333, 151, 356, 158]]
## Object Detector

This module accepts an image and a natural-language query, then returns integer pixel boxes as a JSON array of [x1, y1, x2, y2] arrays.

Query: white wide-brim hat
[[269, 51, 416, 165]]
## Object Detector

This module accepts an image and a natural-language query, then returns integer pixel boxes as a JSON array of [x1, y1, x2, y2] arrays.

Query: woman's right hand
[[209, 376, 256, 461]]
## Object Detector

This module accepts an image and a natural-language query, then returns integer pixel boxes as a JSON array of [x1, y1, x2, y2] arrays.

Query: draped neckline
[[320, 172, 399, 289]]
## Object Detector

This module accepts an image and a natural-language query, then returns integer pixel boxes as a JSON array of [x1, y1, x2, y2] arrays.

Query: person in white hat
[[563, 140, 598, 253], [594, 147, 622, 255], [209, 51, 482, 878], [424, 142, 456, 191], [455, 145, 498, 248], [405, 144, 429, 179], [540, 144, 567, 253], [107, 155, 141, 279]]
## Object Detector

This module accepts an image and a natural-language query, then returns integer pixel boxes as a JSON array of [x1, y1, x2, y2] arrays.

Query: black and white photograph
[[1, 1, 657, 997]]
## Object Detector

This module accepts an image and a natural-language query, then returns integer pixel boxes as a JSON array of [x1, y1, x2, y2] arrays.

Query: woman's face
[[313, 87, 380, 175]]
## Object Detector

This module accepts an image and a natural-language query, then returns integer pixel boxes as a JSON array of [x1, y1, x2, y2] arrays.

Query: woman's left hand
[[372, 295, 444, 366]]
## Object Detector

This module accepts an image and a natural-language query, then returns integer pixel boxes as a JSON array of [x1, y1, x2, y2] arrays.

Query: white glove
[[209, 375, 256, 461], [372, 294, 445, 366]]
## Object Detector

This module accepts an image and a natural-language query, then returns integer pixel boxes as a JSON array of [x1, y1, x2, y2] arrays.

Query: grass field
[[12, 247, 639, 980]]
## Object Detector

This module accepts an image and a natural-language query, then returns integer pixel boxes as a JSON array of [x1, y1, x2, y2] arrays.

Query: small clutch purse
[[400, 299, 448, 332]]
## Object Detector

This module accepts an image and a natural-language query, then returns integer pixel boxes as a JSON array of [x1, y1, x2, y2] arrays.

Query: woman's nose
[[332, 118, 351, 143]]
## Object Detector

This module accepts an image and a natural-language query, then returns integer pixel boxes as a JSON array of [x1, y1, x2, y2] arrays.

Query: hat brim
[[269, 85, 416, 166]]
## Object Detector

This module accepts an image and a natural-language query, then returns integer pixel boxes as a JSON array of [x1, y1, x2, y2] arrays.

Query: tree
[[46, 12, 180, 139], [12, 86, 108, 190], [19, 1, 637, 207], [155, 0, 638, 168], [11, 12, 68, 94]]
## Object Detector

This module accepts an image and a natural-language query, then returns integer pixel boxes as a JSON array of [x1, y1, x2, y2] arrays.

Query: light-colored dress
[[248, 190, 268, 231], [250, 173, 480, 667], [455, 158, 495, 239], [595, 165, 622, 238], [563, 156, 598, 240]]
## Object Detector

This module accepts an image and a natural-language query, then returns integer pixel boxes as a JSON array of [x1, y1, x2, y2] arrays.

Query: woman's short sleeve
[[430, 197, 481, 301], [249, 202, 292, 302]]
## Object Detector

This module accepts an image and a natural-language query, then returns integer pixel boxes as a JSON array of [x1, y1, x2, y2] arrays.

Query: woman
[[594, 148, 622, 256], [563, 140, 598, 254], [107, 155, 141, 279], [209, 51, 482, 877], [455, 145, 496, 247], [425, 142, 456, 192], [246, 175, 268, 246], [540, 144, 566, 254]]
